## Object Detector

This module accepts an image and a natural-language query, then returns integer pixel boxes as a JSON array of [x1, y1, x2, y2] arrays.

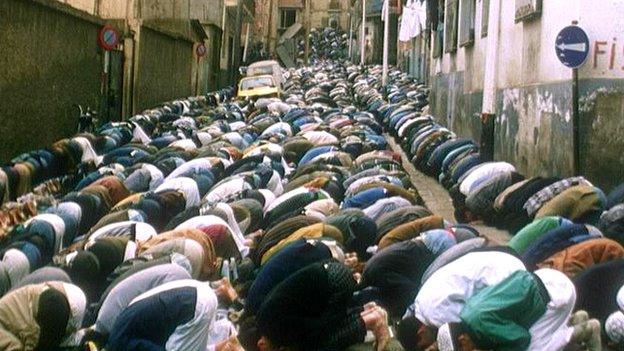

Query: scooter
[[75, 104, 98, 133]]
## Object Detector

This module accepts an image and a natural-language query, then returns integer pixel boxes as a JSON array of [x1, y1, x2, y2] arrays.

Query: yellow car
[[237, 75, 281, 99]]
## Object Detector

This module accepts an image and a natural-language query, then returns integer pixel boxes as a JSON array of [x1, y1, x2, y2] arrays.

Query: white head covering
[[142, 163, 164, 190], [57, 202, 83, 224], [617, 284, 624, 311], [170, 253, 194, 276], [183, 239, 205, 279], [86, 221, 157, 248], [30, 214, 66, 254], [258, 189, 278, 212], [61, 283, 87, 333], [170, 139, 197, 151], [527, 268, 576, 351], [607, 311, 624, 344], [155, 177, 201, 209], [176, 214, 249, 258], [196, 132, 213, 146], [72, 137, 99, 164], [3, 249, 30, 286], [131, 122, 152, 144]]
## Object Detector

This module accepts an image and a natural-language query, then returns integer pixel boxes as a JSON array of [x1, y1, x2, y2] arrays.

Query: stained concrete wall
[[0, 0, 103, 162], [428, 0, 624, 191], [135, 26, 193, 112], [96, 0, 223, 23]]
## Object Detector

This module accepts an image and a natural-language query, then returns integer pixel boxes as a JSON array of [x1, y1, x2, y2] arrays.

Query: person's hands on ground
[[361, 303, 391, 351], [244, 229, 264, 247], [213, 278, 238, 305], [215, 335, 245, 351], [353, 272, 362, 284]]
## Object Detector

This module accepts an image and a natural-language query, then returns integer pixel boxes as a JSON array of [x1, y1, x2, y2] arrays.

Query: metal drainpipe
[[360, 0, 366, 65], [382, 0, 389, 87], [480, 0, 502, 162]]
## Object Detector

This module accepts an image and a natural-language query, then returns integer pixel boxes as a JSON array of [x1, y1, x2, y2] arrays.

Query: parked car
[[247, 60, 284, 88], [237, 75, 281, 99]]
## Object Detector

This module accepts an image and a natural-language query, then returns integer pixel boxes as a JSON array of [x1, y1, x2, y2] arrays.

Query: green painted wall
[[0, 0, 103, 162], [135, 26, 193, 112]]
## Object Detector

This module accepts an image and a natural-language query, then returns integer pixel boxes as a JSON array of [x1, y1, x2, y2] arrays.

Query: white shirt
[[156, 177, 201, 209], [527, 269, 576, 351], [459, 162, 516, 195], [410, 251, 525, 327]]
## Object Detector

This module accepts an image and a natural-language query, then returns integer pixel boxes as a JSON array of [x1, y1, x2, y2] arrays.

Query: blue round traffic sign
[[555, 25, 589, 68]]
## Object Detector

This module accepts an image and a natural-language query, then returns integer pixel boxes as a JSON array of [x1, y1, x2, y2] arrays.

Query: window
[[433, 2, 445, 58], [444, 0, 459, 53], [279, 9, 297, 29], [240, 76, 275, 90], [515, 0, 542, 23], [481, 0, 489, 37], [329, 0, 340, 10], [459, 0, 476, 47]]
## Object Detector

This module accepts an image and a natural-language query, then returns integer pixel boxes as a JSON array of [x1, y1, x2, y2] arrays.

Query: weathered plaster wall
[[495, 82, 574, 177], [579, 80, 624, 190], [96, 0, 224, 25], [430, 72, 483, 142], [429, 0, 624, 190], [135, 26, 193, 112], [0, 0, 103, 162]]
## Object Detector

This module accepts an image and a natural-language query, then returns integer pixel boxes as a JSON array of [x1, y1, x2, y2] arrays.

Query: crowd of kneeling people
[[0, 62, 623, 351]]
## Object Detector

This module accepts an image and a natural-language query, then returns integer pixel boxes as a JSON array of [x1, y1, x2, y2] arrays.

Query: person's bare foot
[[361, 305, 390, 351], [213, 278, 238, 304], [216, 336, 244, 351]]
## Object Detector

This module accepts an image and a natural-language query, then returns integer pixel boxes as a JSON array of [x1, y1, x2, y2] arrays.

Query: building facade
[[254, 0, 353, 56], [409, 0, 624, 190], [0, 0, 253, 162], [351, 0, 401, 65]]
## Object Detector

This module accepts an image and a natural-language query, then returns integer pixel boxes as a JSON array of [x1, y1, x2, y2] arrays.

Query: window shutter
[[459, 0, 475, 47], [444, 0, 459, 53]]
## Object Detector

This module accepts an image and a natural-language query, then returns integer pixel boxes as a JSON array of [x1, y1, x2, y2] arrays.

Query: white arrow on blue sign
[[555, 25, 590, 68]]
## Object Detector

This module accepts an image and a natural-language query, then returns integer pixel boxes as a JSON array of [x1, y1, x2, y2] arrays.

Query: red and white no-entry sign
[[196, 43, 207, 58], [98, 25, 120, 51]]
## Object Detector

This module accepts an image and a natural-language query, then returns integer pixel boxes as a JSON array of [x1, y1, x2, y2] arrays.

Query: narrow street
[[386, 134, 512, 245]]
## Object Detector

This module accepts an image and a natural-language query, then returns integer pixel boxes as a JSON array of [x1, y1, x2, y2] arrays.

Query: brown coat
[[0, 282, 72, 351], [261, 223, 343, 265], [535, 185, 603, 221], [138, 229, 217, 280], [91, 176, 132, 206], [537, 238, 624, 278], [378, 215, 445, 250]]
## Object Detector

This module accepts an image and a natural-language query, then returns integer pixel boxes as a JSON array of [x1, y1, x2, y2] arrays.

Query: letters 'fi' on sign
[[98, 25, 120, 51]]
